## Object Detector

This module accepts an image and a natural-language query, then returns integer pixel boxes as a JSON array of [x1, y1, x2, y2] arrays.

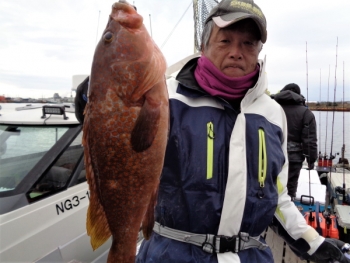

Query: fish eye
[[104, 32, 113, 43]]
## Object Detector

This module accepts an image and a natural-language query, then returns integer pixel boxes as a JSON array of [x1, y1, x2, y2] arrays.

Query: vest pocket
[[207, 122, 214, 180]]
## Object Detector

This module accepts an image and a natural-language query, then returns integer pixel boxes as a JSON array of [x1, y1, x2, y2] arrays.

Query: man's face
[[202, 20, 262, 78]]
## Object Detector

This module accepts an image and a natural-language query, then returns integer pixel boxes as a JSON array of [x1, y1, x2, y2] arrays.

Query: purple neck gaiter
[[194, 55, 260, 101]]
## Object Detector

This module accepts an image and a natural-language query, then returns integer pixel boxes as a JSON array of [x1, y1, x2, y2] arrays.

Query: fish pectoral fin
[[142, 187, 159, 240], [130, 95, 161, 153]]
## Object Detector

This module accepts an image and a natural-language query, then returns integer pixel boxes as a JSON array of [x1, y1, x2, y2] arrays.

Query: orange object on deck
[[323, 211, 339, 239], [317, 156, 333, 168], [304, 209, 324, 236], [304, 203, 339, 239]]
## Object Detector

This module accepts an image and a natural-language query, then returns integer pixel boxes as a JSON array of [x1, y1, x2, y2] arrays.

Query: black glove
[[306, 238, 350, 263], [307, 162, 315, 170]]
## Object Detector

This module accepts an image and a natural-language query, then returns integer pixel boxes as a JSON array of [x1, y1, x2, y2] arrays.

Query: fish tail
[[86, 198, 111, 250]]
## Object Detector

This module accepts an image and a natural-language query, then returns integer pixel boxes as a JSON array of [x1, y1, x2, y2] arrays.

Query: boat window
[[0, 125, 69, 192], [28, 131, 85, 200]]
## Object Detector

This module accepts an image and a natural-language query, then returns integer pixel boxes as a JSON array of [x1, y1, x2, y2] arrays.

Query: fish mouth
[[118, 0, 137, 10]]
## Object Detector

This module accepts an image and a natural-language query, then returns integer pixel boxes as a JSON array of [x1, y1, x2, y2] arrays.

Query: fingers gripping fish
[[82, 1, 168, 262]]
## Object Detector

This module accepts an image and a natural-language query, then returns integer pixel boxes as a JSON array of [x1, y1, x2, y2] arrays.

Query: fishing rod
[[342, 61, 346, 203], [329, 37, 338, 168], [318, 65, 331, 173], [327, 37, 339, 208], [318, 69, 322, 163], [324, 65, 331, 159], [319, 69, 322, 154], [306, 41, 312, 198]]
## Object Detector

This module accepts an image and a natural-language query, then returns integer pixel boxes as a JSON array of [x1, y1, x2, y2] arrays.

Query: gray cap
[[205, 0, 267, 43]]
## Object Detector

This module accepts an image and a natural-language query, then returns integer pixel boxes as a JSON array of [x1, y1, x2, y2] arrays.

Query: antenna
[[161, 1, 192, 49], [149, 14, 153, 38]]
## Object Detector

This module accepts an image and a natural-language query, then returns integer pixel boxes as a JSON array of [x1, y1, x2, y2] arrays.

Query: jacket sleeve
[[270, 106, 324, 258], [301, 110, 318, 165]]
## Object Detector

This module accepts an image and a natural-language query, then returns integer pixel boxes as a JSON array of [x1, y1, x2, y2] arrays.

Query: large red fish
[[82, 1, 168, 262]]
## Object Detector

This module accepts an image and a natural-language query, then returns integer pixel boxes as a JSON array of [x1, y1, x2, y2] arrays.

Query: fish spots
[[83, 1, 168, 261], [134, 63, 140, 71], [109, 180, 120, 190], [117, 86, 124, 98]]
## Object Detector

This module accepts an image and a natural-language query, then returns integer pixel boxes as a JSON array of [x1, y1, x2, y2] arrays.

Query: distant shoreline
[[1, 102, 350, 111], [307, 102, 350, 112], [309, 107, 350, 112]]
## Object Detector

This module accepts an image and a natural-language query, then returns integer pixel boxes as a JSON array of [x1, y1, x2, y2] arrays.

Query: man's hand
[[306, 238, 350, 263], [307, 162, 315, 170]]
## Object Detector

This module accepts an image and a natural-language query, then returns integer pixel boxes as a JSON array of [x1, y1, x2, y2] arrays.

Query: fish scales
[[82, 1, 168, 262]]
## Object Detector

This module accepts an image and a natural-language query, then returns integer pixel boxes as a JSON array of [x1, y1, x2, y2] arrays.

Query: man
[[272, 83, 318, 200], [77, 0, 349, 262], [136, 1, 348, 262]]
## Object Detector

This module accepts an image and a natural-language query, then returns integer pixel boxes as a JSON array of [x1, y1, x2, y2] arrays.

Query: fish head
[[90, 0, 166, 105], [95, 1, 151, 62]]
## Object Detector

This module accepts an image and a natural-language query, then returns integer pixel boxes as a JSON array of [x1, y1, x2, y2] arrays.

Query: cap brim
[[212, 12, 251, 27], [212, 12, 267, 43]]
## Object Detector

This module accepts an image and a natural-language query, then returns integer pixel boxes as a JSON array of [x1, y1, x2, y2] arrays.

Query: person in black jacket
[[74, 76, 89, 123], [272, 83, 318, 200]]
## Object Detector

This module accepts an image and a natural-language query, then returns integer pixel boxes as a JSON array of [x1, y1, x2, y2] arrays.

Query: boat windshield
[[0, 125, 69, 192]]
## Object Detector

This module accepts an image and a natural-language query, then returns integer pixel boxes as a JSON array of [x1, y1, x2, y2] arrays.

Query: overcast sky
[[0, 0, 349, 101]]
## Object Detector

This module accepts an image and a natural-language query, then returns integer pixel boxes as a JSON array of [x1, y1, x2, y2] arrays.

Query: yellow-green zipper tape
[[207, 122, 214, 180], [258, 129, 267, 187]]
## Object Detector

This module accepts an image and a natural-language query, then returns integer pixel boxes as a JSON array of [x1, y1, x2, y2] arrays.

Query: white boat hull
[[0, 182, 111, 262]]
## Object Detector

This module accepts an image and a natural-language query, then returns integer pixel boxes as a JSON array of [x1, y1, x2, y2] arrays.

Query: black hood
[[271, 90, 305, 106]]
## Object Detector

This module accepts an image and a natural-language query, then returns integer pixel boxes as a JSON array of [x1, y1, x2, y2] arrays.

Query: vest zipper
[[207, 122, 215, 180], [258, 128, 267, 197]]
